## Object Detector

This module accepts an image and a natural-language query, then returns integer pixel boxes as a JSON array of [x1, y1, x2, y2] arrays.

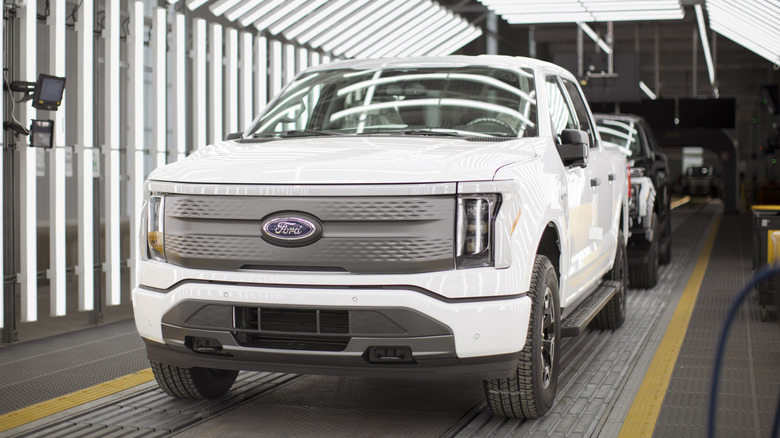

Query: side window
[[545, 76, 577, 145], [562, 79, 596, 148]]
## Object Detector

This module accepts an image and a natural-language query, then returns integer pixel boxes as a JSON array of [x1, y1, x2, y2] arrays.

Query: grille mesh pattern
[[163, 194, 455, 274], [165, 196, 448, 221]]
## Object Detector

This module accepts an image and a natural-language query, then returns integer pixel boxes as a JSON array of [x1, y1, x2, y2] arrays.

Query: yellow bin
[[751, 205, 780, 320]]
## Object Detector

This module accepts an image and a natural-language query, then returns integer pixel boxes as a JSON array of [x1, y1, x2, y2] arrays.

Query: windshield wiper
[[364, 129, 466, 137], [252, 130, 344, 138]]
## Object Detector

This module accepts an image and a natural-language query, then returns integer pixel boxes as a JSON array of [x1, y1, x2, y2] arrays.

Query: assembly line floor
[[1, 200, 778, 437]]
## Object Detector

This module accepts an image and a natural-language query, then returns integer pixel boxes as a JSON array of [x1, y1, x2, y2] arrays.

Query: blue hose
[[708, 265, 780, 438]]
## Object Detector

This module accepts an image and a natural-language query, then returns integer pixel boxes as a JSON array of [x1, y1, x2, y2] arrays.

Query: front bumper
[[133, 281, 531, 380]]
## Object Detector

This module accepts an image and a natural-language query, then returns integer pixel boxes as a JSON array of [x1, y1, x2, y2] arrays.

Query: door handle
[[591, 178, 601, 187], [608, 173, 615, 181]]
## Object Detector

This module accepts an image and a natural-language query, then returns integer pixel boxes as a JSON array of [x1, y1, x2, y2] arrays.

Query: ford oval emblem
[[261, 212, 323, 247]]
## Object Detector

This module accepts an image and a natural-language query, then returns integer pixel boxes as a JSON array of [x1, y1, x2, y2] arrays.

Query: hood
[[149, 136, 541, 185]]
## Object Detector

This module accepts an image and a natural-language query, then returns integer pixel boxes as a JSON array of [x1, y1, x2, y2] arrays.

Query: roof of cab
[[303, 55, 574, 78]]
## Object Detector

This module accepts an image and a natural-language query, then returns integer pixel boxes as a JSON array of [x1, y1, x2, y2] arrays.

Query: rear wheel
[[629, 214, 659, 288], [659, 210, 672, 265], [591, 229, 627, 330], [484, 255, 560, 419], [151, 361, 238, 399]]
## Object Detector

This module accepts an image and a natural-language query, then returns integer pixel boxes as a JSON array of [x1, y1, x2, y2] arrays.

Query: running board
[[561, 280, 621, 337]]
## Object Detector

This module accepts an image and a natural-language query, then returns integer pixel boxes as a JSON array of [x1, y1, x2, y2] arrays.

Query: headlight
[[456, 194, 501, 269], [147, 194, 166, 261]]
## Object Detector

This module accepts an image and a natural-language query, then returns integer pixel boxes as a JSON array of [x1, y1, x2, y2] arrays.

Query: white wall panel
[[270, 39, 283, 97], [225, 28, 239, 135], [76, 0, 95, 312], [284, 43, 295, 85], [153, 7, 168, 170], [239, 32, 254, 130], [1, 0, 4, 327], [48, 0, 67, 316], [254, 35, 268, 116], [103, 0, 121, 306], [193, 18, 208, 150], [173, 13, 187, 161], [128, 1, 145, 289], [209, 23, 224, 144]]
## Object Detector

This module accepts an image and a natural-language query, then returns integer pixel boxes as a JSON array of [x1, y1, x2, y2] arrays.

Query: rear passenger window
[[545, 76, 577, 145], [562, 79, 596, 148]]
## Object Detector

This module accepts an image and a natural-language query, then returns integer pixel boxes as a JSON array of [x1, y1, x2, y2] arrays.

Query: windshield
[[247, 66, 538, 138], [595, 118, 641, 158]]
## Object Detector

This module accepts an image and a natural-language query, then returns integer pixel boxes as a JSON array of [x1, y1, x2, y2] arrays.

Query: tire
[[484, 255, 560, 419], [659, 209, 672, 265], [150, 361, 238, 399], [591, 229, 627, 330], [629, 214, 659, 288]]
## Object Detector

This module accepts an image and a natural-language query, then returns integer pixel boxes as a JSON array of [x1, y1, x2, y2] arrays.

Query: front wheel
[[151, 361, 238, 399], [484, 255, 560, 419]]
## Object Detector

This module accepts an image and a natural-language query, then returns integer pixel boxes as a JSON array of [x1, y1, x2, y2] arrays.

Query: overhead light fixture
[[706, 0, 780, 67], [639, 81, 657, 100], [239, 0, 284, 27], [210, 0, 242, 16], [296, 0, 367, 45], [186, 0, 210, 10], [314, 0, 389, 52], [359, 5, 439, 58], [224, 0, 264, 22], [695, 4, 715, 87], [253, 0, 305, 31], [578, 22, 612, 55], [479, 0, 683, 23], [344, 1, 426, 58], [268, 0, 328, 35], [321, 1, 397, 55], [283, 0, 348, 41]]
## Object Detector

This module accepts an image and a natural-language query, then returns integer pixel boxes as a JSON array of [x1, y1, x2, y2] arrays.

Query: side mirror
[[654, 151, 668, 171], [558, 129, 589, 167], [225, 132, 242, 140]]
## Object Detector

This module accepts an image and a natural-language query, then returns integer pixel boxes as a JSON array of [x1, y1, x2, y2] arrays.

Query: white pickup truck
[[133, 56, 629, 419]]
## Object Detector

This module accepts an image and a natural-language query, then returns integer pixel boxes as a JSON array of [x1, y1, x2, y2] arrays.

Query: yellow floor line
[[0, 368, 154, 433], [671, 195, 691, 210], [618, 216, 721, 437]]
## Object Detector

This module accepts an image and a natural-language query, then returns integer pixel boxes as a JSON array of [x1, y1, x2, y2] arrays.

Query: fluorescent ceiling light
[[297, 0, 368, 45], [639, 81, 657, 100], [253, 0, 306, 31], [428, 27, 483, 56], [358, 4, 439, 58], [409, 19, 466, 57], [225, 0, 264, 22], [479, 0, 683, 23], [706, 0, 780, 66], [268, 0, 329, 35], [283, 0, 349, 41], [313, 0, 388, 51], [694, 4, 715, 86], [186, 0, 210, 10], [239, 0, 284, 27], [378, 6, 449, 58], [326, 1, 400, 56], [210, 0, 242, 16], [343, 1, 426, 58], [578, 22, 612, 54]]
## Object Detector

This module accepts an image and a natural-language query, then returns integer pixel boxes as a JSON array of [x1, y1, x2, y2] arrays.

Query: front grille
[[162, 194, 455, 274], [233, 306, 350, 351]]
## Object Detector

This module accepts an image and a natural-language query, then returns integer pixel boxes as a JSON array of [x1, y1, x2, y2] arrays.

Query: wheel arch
[[535, 222, 561, 285]]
